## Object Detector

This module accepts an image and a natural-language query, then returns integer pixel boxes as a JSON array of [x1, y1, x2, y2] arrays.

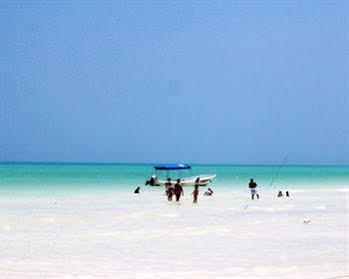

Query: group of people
[[137, 177, 288, 202], [249, 178, 290, 199], [165, 178, 184, 202], [165, 177, 213, 203], [138, 177, 213, 204], [277, 190, 290, 197]]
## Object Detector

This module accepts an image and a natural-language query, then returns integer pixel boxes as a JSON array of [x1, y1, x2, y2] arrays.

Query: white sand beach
[[1, 187, 348, 279], [2, 0, 348, 278]]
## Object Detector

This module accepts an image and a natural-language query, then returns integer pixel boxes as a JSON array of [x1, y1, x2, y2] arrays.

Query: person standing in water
[[174, 179, 184, 202], [192, 177, 200, 203], [248, 178, 260, 200], [168, 184, 174, 201], [165, 178, 173, 201]]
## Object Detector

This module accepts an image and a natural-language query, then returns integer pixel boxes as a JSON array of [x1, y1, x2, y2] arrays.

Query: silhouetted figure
[[277, 190, 283, 197], [174, 179, 184, 202], [134, 186, 140, 194], [146, 175, 156, 186], [204, 188, 214, 196], [248, 178, 259, 200], [192, 177, 200, 203], [168, 185, 174, 201], [165, 178, 173, 201], [286, 191, 290, 197]]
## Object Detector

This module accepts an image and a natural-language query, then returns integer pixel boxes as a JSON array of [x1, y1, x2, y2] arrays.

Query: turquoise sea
[[0, 163, 348, 194], [1, 163, 348, 278]]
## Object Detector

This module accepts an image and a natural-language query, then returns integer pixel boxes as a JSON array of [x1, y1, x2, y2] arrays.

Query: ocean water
[[0, 163, 348, 193], [1, 163, 348, 278]]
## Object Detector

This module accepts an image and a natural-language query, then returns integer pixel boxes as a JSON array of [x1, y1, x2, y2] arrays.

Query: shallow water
[[0, 163, 348, 193], [1, 189, 348, 278], [0, 164, 348, 278]]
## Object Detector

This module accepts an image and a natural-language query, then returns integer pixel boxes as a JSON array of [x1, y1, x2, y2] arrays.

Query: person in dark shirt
[[277, 190, 283, 197], [134, 186, 140, 194], [174, 179, 184, 202], [248, 178, 260, 200], [192, 177, 200, 203]]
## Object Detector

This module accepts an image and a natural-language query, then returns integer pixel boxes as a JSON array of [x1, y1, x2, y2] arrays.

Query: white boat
[[145, 164, 216, 187]]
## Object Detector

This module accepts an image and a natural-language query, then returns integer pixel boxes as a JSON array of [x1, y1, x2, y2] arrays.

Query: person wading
[[248, 178, 260, 200], [174, 179, 184, 202], [165, 178, 173, 201], [192, 177, 200, 203]]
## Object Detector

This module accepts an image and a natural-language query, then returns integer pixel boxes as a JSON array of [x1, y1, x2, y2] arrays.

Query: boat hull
[[147, 174, 216, 187]]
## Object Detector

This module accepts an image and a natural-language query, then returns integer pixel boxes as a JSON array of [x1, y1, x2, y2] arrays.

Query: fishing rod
[[269, 155, 288, 187], [242, 155, 288, 211]]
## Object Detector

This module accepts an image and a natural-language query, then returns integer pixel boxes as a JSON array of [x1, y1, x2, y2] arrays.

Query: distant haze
[[1, 1, 348, 165]]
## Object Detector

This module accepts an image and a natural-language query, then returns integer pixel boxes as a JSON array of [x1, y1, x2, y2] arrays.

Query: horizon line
[[0, 161, 348, 167]]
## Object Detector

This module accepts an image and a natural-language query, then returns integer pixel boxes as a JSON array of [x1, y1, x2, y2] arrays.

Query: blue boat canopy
[[154, 164, 191, 170]]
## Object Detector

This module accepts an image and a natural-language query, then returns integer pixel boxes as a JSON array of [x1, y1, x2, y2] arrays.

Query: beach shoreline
[[1, 183, 348, 278]]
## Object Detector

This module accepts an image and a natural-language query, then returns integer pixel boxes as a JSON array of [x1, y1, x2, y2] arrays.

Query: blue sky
[[0, 1, 348, 165]]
